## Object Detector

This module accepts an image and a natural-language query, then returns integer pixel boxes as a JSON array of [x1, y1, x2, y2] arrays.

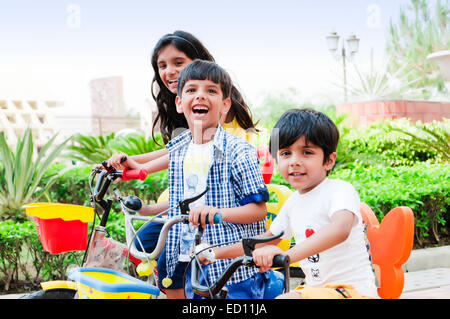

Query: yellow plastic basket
[[24, 203, 94, 223], [69, 267, 160, 299]]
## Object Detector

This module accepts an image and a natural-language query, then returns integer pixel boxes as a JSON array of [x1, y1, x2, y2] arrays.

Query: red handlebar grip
[[122, 168, 148, 181]]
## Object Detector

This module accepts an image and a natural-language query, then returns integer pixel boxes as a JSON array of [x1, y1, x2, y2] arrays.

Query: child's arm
[[129, 149, 168, 164], [188, 201, 267, 228], [253, 209, 355, 273], [135, 153, 169, 174], [106, 149, 169, 174], [139, 201, 169, 216]]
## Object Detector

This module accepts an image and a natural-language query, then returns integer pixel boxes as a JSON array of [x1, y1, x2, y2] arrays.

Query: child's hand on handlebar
[[189, 205, 221, 228], [92, 153, 128, 171], [104, 154, 143, 184], [106, 153, 130, 171], [252, 245, 285, 273]]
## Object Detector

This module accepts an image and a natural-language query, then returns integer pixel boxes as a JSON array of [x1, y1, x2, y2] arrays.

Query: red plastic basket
[[24, 203, 94, 254]]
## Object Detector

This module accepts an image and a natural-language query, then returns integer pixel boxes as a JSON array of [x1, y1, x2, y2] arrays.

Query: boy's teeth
[[193, 106, 208, 113]]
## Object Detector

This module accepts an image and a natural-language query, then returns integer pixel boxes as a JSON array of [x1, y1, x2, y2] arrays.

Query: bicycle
[[24, 161, 291, 299]]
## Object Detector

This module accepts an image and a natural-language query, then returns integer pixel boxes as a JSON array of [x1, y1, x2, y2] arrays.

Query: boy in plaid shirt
[[156, 60, 269, 299]]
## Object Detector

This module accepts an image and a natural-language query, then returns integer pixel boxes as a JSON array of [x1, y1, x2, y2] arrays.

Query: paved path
[[400, 268, 450, 299]]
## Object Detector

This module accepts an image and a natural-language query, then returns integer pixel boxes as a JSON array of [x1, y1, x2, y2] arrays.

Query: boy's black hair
[[177, 60, 232, 99], [269, 108, 340, 166]]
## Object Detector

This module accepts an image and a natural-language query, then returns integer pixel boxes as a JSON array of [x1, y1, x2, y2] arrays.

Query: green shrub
[[331, 162, 449, 246], [0, 219, 84, 292], [0, 220, 28, 291], [387, 118, 449, 163], [342, 120, 442, 168]]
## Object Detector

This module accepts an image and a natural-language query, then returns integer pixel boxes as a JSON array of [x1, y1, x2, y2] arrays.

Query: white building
[[0, 99, 64, 151]]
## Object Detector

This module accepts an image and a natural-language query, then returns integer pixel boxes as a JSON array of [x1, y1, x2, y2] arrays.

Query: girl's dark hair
[[150, 30, 257, 144], [269, 108, 340, 165], [177, 60, 232, 99]]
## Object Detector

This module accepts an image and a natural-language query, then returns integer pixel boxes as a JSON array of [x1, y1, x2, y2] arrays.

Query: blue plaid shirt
[[165, 125, 269, 285]]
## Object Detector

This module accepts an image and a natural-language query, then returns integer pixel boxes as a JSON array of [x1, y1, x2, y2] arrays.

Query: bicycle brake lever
[[179, 187, 209, 215], [101, 160, 124, 181], [242, 231, 285, 258], [102, 160, 114, 172]]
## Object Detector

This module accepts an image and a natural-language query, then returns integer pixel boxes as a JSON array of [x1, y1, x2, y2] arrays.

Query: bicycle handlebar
[[190, 228, 290, 298], [204, 214, 222, 224], [190, 246, 290, 298]]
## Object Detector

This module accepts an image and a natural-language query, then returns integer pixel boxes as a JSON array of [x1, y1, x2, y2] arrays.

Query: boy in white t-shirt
[[214, 108, 378, 299]]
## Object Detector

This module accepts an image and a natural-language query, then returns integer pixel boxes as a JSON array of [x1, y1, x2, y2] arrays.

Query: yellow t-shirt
[[222, 118, 257, 146]]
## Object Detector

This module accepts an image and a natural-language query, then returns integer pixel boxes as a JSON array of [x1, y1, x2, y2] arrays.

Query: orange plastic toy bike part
[[360, 203, 414, 299]]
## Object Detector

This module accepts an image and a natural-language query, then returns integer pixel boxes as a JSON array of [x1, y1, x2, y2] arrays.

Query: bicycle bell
[[122, 195, 142, 215]]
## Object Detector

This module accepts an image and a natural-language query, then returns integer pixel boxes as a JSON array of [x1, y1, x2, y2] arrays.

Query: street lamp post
[[326, 31, 360, 103]]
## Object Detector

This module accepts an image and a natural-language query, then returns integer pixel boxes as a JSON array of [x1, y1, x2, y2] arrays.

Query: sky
[[0, 0, 417, 118]]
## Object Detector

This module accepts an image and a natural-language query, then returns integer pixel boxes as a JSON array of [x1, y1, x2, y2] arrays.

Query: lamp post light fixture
[[326, 31, 360, 102]]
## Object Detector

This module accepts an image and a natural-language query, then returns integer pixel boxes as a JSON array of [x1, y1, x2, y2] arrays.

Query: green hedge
[[0, 219, 83, 292], [343, 123, 441, 167], [272, 162, 449, 246], [334, 162, 449, 246], [332, 121, 444, 171]]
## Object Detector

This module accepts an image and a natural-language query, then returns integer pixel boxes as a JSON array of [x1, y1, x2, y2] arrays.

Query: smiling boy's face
[[277, 135, 337, 194], [176, 79, 231, 143]]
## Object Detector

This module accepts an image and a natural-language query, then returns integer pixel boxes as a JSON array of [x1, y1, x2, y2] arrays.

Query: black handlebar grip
[[272, 254, 290, 268]]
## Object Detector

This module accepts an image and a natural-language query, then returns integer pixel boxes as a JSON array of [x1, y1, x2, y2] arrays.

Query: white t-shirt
[[183, 140, 214, 209], [269, 178, 378, 298], [179, 140, 214, 262]]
